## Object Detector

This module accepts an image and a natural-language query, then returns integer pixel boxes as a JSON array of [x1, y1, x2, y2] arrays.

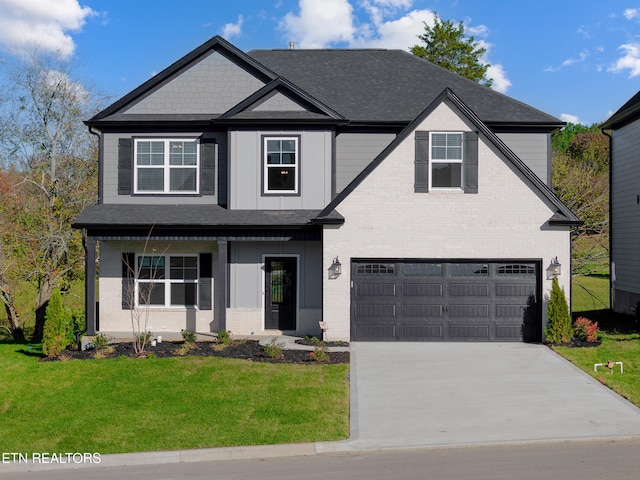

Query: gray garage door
[[351, 260, 540, 342]]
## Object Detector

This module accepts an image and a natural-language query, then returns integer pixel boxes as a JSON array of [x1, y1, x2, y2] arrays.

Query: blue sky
[[1, 0, 640, 126]]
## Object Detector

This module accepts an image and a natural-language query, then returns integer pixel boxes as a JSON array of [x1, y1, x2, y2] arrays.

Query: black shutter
[[200, 139, 216, 196], [199, 253, 212, 310], [463, 131, 478, 194], [118, 138, 133, 195], [122, 252, 135, 309], [414, 131, 429, 193]]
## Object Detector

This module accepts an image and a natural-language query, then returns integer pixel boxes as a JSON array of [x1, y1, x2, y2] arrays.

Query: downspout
[[601, 127, 613, 311], [88, 126, 102, 204]]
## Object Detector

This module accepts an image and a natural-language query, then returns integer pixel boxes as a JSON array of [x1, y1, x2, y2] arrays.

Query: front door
[[265, 257, 297, 330]]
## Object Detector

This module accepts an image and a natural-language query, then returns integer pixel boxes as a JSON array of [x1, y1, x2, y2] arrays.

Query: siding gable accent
[[463, 131, 478, 194], [122, 252, 135, 310], [199, 253, 213, 310], [314, 88, 580, 226], [118, 138, 133, 195], [414, 131, 429, 193], [200, 138, 216, 196]]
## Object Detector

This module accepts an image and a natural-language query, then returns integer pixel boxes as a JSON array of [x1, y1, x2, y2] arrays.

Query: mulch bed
[[45, 339, 350, 364]]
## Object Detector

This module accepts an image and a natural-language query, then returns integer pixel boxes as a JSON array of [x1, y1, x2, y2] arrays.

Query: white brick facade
[[322, 100, 572, 341]]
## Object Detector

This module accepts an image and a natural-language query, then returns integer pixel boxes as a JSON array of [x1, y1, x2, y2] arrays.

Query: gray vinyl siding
[[102, 131, 224, 205], [335, 132, 396, 193], [611, 121, 640, 299], [228, 241, 322, 309], [229, 129, 332, 209], [123, 50, 266, 115], [496, 132, 551, 185]]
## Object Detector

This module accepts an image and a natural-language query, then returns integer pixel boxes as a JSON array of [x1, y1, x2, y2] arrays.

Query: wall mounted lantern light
[[328, 256, 342, 279], [546, 257, 562, 280]]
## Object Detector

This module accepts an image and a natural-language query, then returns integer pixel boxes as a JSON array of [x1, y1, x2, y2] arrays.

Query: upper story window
[[134, 139, 199, 194], [263, 136, 299, 195], [430, 132, 463, 190]]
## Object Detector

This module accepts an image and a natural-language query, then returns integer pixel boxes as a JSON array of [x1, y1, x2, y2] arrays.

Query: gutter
[[87, 126, 102, 205]]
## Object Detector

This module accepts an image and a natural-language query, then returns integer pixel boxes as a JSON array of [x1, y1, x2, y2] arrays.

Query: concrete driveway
[[321, 342, 640, 452]]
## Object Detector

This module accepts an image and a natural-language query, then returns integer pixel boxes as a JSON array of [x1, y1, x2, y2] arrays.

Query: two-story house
[[601, 92, 640, 317], [73, 36, 579, 342]]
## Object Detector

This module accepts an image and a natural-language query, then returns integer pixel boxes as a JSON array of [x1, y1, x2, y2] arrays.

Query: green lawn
[[0, 343, 349, 455], [554, 273, 640, 408]]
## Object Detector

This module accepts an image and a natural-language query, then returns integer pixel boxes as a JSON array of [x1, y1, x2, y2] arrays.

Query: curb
[[0, 443, 320, 473]]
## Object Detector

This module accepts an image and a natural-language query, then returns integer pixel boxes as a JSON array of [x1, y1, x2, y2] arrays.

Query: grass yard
[[0, 343, 349, 455], [553, 273, 640, 408]]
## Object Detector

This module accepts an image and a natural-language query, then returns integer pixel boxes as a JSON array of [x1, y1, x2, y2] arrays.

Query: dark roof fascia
[[219, 77, 345, 121], [212, 117, 348, 127], [600, 102, 640, 130], [86, 36, 279, 125], [486, 122, 565, 133], [86, 118, 216, 129], [315, 88, 579, 224]]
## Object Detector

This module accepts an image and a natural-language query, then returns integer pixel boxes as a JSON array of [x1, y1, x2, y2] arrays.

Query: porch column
[[84, 234, 97, 335], [217, 240, 227, 331]]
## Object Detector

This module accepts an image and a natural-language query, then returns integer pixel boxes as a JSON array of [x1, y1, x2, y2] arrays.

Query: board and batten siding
[[101, 131, 224, 205], [496, 132, 551, 186], [226, 241, 322, 335], [611, 121, 640, 312], [228, 129, 332, 209], [335, 132, 396, 194]]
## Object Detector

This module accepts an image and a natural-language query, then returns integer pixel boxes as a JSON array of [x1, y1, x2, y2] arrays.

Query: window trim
[[133, 137, 200, 195], [261, 135, 301, 196], [429, 131, 464, 191], [135, 254, 199, 308]]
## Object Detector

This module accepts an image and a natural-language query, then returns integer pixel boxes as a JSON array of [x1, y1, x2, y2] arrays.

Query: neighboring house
[[601, 93, 640, 316], [72, 36, 579, 342]]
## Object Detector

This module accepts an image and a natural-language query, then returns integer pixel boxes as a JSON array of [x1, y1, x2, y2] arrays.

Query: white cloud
[[486, 64, 511, 93], [562, 49, 590, 67], [624, 8, 639, 19], [0, 0, 94, 59], [560, 113, 581, 124], [222, 15, 244, 39], [280, 0, 355, 48], [609, 43, 640, 77], [352, 9, 434, 48]]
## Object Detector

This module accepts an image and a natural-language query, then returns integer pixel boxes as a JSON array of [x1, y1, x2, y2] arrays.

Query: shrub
[[545, 277, 573, 344], [309, 345, 330, 363], [216, 330, 231, 345], [181, 329, 197, 344], [574, 317, 599, 342], [135, 331, 153, 348], [264, 337, 284, 359], [42, 290, 71, 357], [93, 332, 112, 350]]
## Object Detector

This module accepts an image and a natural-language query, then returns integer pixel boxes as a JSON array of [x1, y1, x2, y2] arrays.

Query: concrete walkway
[[320, 342, 640, 452]]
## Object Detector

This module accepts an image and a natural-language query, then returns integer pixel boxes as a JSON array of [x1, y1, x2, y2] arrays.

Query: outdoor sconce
[[546, 257, 562, 280], [328, 256, 342, 279]]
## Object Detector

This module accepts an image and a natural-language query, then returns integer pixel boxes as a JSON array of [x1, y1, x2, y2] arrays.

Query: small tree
[[42, 289, 69, 357], [545, 278, 573, 344], [410, 14, 492, 87]]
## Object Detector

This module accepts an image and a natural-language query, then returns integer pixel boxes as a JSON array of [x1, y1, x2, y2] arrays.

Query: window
[[135, 139, 199, 193], [355, 263, 395, 275], [430, 132, 463, 189], [450, 263, 488, 276], [497, 264, 535, 275], [136, 255, 198, 307], [263, 137, 299, 194]]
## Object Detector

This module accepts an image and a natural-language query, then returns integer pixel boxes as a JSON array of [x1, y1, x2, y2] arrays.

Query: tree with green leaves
[[410, 15, 492, 87], [545, 277, 573, 344], [0, 54, 102, 342]]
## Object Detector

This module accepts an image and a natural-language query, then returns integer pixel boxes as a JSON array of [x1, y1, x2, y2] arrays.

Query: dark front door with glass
[[265, 257, 297, 330]]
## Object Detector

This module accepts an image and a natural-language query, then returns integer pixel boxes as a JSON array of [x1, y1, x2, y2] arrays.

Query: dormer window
[[134, 139, 199, 194], [263, 136, 300, 195]]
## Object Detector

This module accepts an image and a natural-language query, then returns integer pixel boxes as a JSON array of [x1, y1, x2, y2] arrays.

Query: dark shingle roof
[[601, 89, 640, 130], [72, 204, 343, 229], [249, 49, 562, 127]]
